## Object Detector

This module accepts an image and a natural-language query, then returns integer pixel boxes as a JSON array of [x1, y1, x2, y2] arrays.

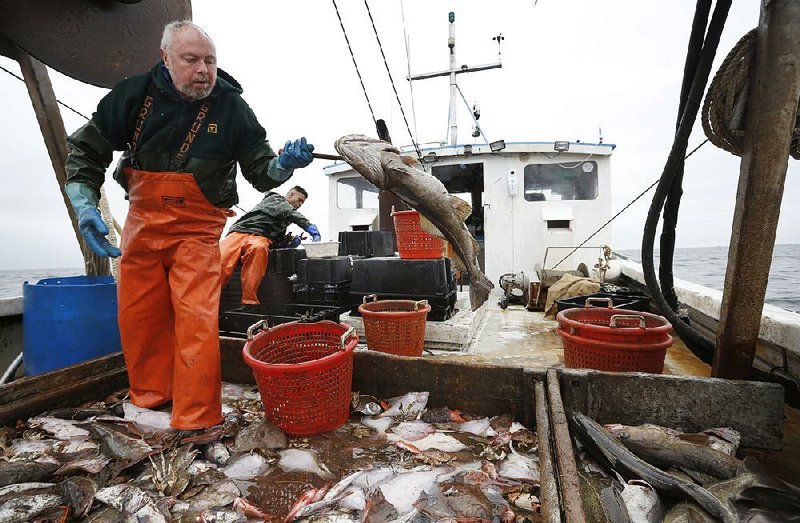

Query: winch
[[498, 271, 530, 309]]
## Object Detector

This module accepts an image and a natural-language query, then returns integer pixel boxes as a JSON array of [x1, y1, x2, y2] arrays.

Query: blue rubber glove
[[305, 224, 321, 242], [278, 137, 315, 169], [78, 208, 122, 258], [288, 235, 303, 248], [65, 182, 121, 258]]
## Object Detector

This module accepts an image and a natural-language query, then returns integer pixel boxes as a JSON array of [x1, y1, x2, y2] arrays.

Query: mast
[[408, 12, 501, 145], [448, 14, 457, 146]]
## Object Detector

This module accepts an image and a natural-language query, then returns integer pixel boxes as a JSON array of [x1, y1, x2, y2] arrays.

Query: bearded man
[[64, 20, 314, 433]]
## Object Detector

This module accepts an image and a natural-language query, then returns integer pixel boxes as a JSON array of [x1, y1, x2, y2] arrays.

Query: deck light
[[422, 152, 438, 163], [554, 141, 570, 152], [463, 144, 473, 155], [489, 140, 506, 152]]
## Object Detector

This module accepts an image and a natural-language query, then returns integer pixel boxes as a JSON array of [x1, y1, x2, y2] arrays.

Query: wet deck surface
[[416, 293, 800, 484], [424, 297, 711, 378]]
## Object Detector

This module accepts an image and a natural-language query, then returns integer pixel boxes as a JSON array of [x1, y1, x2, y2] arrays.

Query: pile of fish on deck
[[0, 384, 541, 522], [570, 412, 800, 522]]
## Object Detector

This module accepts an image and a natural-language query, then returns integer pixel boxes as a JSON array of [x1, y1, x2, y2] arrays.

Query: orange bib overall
[[220, 232, 272, 305], [117, 168, 228, 430]]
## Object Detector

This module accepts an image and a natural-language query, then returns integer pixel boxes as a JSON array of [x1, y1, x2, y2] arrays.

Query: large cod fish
[[335, 134, 493, 311]]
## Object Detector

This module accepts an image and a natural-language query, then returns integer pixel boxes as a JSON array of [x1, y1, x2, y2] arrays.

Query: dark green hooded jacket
[[65, 62, 293, 208], [229, 191, 312, 242]]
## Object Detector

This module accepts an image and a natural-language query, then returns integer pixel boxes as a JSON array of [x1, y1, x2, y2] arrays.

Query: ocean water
[[617, 243, 800, 313], [0, 268, 85, 300], [1, 244, 798, 312]]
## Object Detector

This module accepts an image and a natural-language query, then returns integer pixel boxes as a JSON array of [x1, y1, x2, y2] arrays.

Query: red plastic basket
[[358, 296, 430, 357], [557, 327, 672, 373], [242, 320, 358, 436], [392, 210, 445, 259], [556, 305, 672, 345]]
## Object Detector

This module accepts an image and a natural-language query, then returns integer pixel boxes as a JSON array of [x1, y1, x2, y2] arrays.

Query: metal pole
[[448, 16, 458, 145], [713, 0, 800, 379]]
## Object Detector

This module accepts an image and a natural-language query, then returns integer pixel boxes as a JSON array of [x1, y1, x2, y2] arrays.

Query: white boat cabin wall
[[324, 140, 615, 286]]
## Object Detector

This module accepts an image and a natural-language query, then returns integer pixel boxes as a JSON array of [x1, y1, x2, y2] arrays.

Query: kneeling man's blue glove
[[289, 235, 303, 248], [305, 224, 321, 242]]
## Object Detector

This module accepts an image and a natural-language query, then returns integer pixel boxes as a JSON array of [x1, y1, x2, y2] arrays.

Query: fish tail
[[469, 272, 494, 311]]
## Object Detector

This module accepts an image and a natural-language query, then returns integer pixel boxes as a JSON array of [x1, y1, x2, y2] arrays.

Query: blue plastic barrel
[[23, 275, 122, 376]]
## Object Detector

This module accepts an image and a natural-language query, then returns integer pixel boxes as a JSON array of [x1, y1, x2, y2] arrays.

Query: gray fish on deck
[[571, 412, 738, 523], [605, 423, 744, 480], [0, 460, 58, 488], [334, 134, 494, 310]]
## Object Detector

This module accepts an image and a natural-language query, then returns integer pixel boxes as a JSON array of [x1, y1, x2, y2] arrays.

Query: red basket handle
[[340, 326, 356, 349], [609, 314, 646, 328], [585, 297, 613, 308], [247, 319, 269, 340], [362, 294, 378, 304], [414, 300, 429, 311]]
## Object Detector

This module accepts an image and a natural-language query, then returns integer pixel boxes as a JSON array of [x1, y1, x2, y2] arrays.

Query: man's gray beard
[[179, 83, 214, 101]]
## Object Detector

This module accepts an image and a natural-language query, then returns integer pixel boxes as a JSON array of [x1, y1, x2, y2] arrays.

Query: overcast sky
[[1, 0, 797, 270]]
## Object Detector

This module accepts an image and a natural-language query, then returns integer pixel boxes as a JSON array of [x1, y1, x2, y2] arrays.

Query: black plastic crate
[[297, 290, 356, 306], [338, 231, 396, 258], [294, 280, 355, 307], [219, 303, 349, 337], [268, 248, 306, 274], [351, 257, 456, 297], [555, 292, 650, 314], [221, 268, 294, 311], [296, 256, 356, 285]]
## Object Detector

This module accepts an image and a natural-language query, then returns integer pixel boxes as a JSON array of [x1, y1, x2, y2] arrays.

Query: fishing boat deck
[[346, 289, 712, 377], [349, 289, 800, 483], [449, 292, 800, 484]]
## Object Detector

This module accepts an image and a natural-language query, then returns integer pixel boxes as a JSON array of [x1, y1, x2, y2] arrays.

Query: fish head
[[604, 424, 630, 441], [334, 134, 401, 188]]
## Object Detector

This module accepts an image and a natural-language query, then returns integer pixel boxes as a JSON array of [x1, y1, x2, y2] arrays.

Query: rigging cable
[[0, 61, 126, 274], [400, 0, 420, 144], [454, 84, 489, 145], [331, 0, 378, 127], [363, 0, 423, 162], [0, 62, 91, 121], [550, 139, 708, 271]]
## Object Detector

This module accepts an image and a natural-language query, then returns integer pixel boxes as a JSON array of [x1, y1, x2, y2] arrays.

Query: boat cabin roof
[[323, 140, 616, 174]]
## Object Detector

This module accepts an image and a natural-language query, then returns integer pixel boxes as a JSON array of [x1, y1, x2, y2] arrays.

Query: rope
[[0, 63, 91, 120], [363, 0, 422, 161], [702, 28, 800, 159], [550, 139, 708, 270], [331, 0, 377, 127], [98, 187, 120, 281]]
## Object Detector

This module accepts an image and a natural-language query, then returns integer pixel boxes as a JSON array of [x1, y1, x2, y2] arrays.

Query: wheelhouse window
[[523, 161, 598, 201], [432, 162, 485, 238], [337, 176, 379, 209]]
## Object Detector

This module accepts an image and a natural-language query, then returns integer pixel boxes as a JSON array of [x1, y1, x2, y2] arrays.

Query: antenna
[[599, 124, 604, 144], [492, 33, 505, 61], [472, 102, 481, 137], [407, 13, 502, 146]]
